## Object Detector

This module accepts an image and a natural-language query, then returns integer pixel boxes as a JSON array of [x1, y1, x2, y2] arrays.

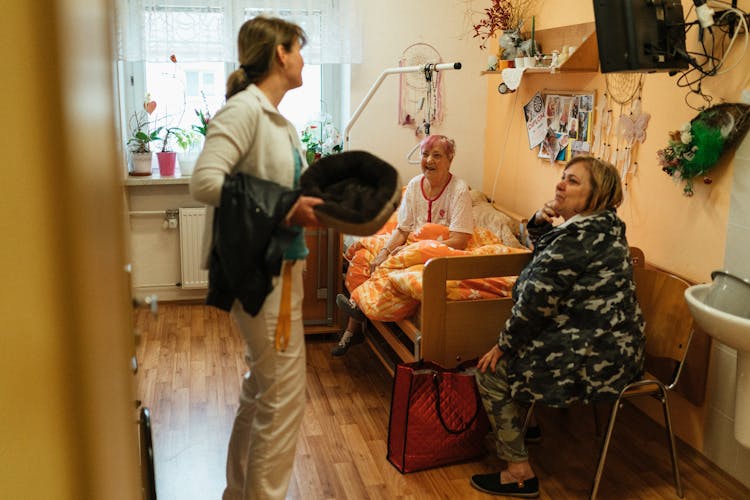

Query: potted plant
[[192, 108, 211, 137], [300, 113, 342, 164], [472, 0, 539, 63], [174, 128, 202, 176], [156, 126, 183, 176], [127, 110, 162, 175]]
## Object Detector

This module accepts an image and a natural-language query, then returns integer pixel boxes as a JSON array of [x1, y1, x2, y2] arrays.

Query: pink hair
[[420, 135, 456, 161]]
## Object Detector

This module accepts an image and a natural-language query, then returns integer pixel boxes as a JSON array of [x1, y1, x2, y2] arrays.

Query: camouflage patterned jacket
[[499, 209, 645, 407]]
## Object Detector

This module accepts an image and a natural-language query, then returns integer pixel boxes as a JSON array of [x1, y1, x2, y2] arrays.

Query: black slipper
[[470, 472, 539, 498], [336, 294, 367, 322]]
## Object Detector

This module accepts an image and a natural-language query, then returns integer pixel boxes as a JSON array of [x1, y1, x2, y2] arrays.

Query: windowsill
[[124, 170, 192, 187]]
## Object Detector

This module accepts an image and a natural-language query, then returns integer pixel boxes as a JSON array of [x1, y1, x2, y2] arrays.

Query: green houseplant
[[192, 108, 210, 137], [127, 110, 163, 175], [156, 126, 184, 176], [300, 113, 342, 164], [174, 128, 202, 176], [127, 95, 163, 175]]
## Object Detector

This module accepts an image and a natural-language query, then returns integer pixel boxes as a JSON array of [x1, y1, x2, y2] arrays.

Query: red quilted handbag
[[387, 359, 490, 473]]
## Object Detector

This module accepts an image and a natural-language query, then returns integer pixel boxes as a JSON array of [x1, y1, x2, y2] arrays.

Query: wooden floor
[[134, 304, 750, 500]]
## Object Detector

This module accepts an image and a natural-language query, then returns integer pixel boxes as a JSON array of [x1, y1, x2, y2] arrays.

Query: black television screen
[[593, 0, 689, 73]]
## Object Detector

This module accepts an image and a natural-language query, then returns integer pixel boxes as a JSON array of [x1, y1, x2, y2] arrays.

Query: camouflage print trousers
[[475, 357, 532, 463]]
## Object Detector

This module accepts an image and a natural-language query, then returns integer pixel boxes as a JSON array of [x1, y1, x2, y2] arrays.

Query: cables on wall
[[674, 1, 749, 110]]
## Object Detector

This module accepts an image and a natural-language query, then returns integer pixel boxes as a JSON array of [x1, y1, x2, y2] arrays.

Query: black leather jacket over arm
[[206, 172, 301, 316]]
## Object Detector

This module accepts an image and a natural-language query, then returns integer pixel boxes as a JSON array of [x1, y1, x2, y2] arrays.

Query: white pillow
[[472, 196, 526, 249]]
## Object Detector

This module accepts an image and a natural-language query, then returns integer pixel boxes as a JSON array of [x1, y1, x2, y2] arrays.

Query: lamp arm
[[343, 62, 461, 150]]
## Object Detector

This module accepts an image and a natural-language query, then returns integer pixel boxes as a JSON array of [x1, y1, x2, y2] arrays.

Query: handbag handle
[[432, 372, 483, 435]]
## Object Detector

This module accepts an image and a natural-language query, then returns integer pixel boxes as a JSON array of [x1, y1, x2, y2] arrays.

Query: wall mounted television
[[593, 0, 689, 73]]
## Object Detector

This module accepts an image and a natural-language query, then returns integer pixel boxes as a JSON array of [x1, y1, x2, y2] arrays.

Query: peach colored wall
[[482, 0, 750, 456], [483, 0, 750, 285]]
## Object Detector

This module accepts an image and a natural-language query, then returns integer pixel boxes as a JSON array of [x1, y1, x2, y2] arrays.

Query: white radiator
[[179, 207, 209, 289]]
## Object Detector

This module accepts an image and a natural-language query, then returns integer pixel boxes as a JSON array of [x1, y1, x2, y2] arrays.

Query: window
[[144, 61, 225, 132], [115, 1, 360, 162]]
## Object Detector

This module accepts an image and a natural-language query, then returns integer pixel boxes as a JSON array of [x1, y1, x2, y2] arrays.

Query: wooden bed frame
[[361, 236, 710, 409], [363, 205, 532, 376]]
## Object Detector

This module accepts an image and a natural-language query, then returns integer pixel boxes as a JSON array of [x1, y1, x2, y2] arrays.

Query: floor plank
[[135, 304, 750, 499]]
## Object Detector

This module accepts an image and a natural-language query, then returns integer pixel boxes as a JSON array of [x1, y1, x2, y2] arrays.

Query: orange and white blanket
[[344, 221, 530, 322]]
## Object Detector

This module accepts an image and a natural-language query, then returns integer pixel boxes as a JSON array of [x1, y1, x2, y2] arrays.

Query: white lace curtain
[[114, 0, 362, 64]]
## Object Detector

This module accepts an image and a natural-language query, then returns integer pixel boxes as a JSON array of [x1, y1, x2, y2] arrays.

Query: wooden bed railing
[[419, 252, 533, 366], [363, 251, 532, 374]]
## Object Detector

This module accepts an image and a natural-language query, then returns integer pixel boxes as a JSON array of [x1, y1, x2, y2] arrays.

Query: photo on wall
[[538, 90, 596, 162], [538, 128, 569, 162], [523, 92, 548, 149]]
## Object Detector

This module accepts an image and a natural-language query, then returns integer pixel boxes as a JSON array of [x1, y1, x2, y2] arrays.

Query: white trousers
[[223, 260, 306, 500]]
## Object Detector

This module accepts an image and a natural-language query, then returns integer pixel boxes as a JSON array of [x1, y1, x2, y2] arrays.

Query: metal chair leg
[[660, 392, 684, 498], [590, 398, 623, 500]]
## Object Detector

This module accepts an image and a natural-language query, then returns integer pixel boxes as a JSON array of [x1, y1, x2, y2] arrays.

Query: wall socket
[[742, 89, 750, 105]]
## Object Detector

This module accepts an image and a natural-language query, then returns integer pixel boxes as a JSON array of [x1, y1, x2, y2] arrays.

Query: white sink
[[685, 284, 750, 448], [686, 284, 750, 351]]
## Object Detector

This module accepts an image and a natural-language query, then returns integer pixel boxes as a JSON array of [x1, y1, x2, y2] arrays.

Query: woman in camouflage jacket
[[470, 156, 645, 498]]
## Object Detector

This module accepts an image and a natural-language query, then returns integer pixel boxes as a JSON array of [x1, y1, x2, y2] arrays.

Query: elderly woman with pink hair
[[332, 134, 474, 355]]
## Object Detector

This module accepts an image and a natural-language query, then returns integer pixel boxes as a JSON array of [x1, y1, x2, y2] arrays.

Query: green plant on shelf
[[158, 126, 186, 153], [127, 96, 163, 154], [300, 113, 343, 164], [173, 128, 201, 153], [192, 108, 211, 137]]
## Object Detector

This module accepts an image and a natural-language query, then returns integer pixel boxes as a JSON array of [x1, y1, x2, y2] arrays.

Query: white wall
[[346, 1, 489, 191], [703, 125, 750, 487]]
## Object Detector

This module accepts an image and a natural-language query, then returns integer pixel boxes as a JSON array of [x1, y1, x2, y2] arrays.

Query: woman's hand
[[443, 232, 471, 250], [368, 231, 408, 273], [369, 250, 389, 273], [534, 200, 559, 225], [369, 244, 403, 273], [287, 196, 324, 227], [477, 344, 504, 373]]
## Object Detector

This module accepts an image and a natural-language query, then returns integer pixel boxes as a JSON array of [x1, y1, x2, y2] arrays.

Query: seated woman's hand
[[369, 243, 407, 273], [369, 248, 390, 273], [478, 344, 504, 373], [533, 200, 560, 225]]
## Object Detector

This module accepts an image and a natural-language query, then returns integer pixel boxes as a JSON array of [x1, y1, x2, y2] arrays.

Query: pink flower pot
[[157, 152, 177, 176]]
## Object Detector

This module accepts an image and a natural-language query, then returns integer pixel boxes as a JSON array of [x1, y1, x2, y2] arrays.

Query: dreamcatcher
[[595, 73, 650, 190], [398, 43, 444, 137]]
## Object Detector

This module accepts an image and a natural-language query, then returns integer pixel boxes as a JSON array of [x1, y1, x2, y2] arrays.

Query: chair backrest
[[633, 266, 694, 387], [629, 246, 645, 268]]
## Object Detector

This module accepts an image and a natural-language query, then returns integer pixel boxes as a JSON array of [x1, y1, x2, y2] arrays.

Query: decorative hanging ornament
[[616, 97, 651, 188], [605, 73, 644, 189], [656, 103, 750, 196], [398, 43, 444, 136], [144, 94, 157, 115], [592, 93, 608, 157]]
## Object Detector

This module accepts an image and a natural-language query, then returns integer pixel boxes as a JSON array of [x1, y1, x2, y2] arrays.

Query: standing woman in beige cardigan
[[190, 16, 322, 500]]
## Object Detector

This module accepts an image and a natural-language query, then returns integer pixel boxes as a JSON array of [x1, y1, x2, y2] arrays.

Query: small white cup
[[487, 55, 498, 71], [514, 57, 525, 69]]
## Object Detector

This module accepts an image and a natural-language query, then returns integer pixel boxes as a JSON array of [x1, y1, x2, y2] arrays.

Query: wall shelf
[[481, 21, 599, 75]]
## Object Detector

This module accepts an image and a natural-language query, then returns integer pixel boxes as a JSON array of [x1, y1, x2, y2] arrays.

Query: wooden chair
[[590, 266, 694, 499], [629, 246, 645, 268]]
